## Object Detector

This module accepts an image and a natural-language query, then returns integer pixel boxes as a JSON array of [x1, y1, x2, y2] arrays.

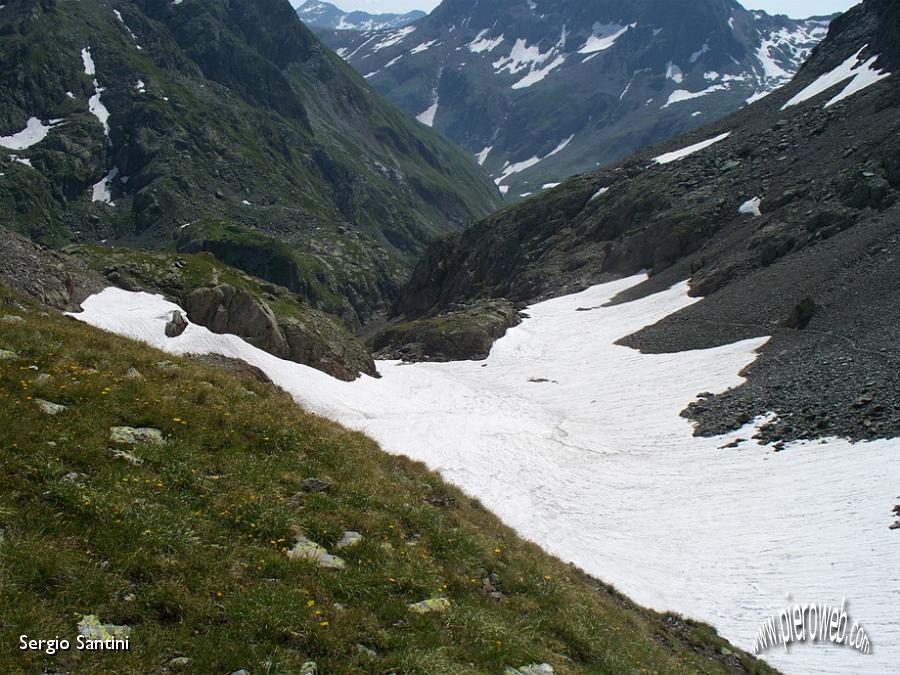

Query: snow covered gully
[[72, 275, 900, 674]]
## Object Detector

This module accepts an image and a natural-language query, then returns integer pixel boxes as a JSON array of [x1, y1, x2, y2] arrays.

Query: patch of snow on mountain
[[739, 196, 762, 216], [665, 62, 684, 84], [135, 80, 146, 93], [113, 9, 142, 49], [590, 186, 609, 201], [468, 29, 505, 53], [475, 146, 492, 166], [653, 132, 730, 164], [782, 46, 890, 110], [689, 41, 710, 64], [663, 84, 727, 108], [494, 135, 572, 186], [80, 47, 96, 76], [371, 25, 416, 52], [577, 22, 632, 55], [410, 39, 438, 55], [0, 117, 59, 150], [511, 54, 565, 89], [541, 182, 559, 189], [82, 48, 111, 139], [8, 154, 33, 168], [416, 96, 439, 127], [91, 166, 118, 205], [72, 278, 900, 675]]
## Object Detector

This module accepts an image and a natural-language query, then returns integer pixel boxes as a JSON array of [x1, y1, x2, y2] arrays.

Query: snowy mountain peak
[[320, 0, 837, 198], [296, 0, 426, 31]]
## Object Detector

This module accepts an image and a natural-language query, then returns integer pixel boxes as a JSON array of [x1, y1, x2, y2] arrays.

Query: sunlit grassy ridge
[[0, 286, 774, 674]]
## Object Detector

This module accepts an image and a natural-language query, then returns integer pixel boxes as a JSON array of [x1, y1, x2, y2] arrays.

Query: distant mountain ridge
[[296, 0, 425, 31], [320, 0, 835, 199]]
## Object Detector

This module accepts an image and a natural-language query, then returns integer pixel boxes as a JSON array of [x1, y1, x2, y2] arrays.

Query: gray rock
[[228, 671, 250, 675], [36, 399, 67, 415], [109, 426, 165, 446], [356, 643, 377, 657], [407, 597, 451, 614], [34, 372, 51, 385], [335, 531, 363, 549], [77, 614, 131, 641], [168, 656, 192, 670], [61, 472, 85, 484], [0, 349, 17, 360], [184, 284, 288, 357], [110, 448, 144, 465], [1, 314, 24, 323], [506, 664, 554, 675], [299, 662, 318, 675], [300, 478, 331, 494], [287, 535, 346, 569], [165, 310, 188, 338], [126, 367, 144, 379]]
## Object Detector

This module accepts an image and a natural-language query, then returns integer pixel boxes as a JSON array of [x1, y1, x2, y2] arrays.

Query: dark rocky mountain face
[[296, 0, 425, 31], [0, 0, 499, 326], [382, 0, 900, 444], [320, 0, 832, 199]]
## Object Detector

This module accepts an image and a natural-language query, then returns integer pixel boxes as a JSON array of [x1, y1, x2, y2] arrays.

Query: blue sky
[[298, 0, 860, 19]]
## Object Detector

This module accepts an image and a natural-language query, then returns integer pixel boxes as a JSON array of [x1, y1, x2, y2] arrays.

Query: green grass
[[0, 287, 775, 674]]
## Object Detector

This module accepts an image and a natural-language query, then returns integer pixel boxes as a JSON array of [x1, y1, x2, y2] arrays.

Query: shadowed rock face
[[185, 284, 290, 358], [0, 226, 105, 311]]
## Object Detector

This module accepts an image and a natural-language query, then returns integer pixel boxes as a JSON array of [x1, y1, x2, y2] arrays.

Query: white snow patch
[[371, 25, 416, 52], [135, 79, 146, 93], [0, 117, 60, 150], [589, 186, 609, 201], [474, 146, 492, 166], [665, 61, 684, 84], [739, 197, 762, 216], [410, 40, 438, 55], [81, 48, 96, 76], [416, 97, 439, 127], [494, 32, 568, 89], [82, 47, 111, 139], [511, 54, 565, 89], [468, 30, 504, 53], [577, 23, 632, 55], [541, 182, 559, 190], [113, 9, 142, 48], [8, 154, 33, 168], [663, 84, 727, 108], [782, 46, 890, 110], [653, 132, 730, 164], [71, 278, 900, 675], [494, 135, 572, 187], [91, 167, 118, 205], [498, 185, 510, 195]]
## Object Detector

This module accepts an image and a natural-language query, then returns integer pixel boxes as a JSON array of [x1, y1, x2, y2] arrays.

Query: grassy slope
[[0, 286, 773, 674]]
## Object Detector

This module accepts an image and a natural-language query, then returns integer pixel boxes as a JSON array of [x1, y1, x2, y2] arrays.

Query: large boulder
[[183, 284, 289, 357]]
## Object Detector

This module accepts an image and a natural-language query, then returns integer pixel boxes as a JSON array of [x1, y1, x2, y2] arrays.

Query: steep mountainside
[[0, 281, 775, 673], [296, 0, 425, 31], [321, 0, 833, 199], [385, 0, 900, 444], [0, 0, 499, 326]]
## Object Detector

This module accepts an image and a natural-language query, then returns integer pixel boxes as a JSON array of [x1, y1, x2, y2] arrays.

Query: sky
[[295, 0, 860, 19]]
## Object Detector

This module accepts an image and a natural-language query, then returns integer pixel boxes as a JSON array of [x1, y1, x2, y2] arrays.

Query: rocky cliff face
[[320, 0, 832, 199], [0, 0, 500, 326], [385, 0, 900, 442]]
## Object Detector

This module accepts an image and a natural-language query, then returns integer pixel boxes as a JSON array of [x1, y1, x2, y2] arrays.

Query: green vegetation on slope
[[0, 0, 500, 322], [0, 286, 773, 674]]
